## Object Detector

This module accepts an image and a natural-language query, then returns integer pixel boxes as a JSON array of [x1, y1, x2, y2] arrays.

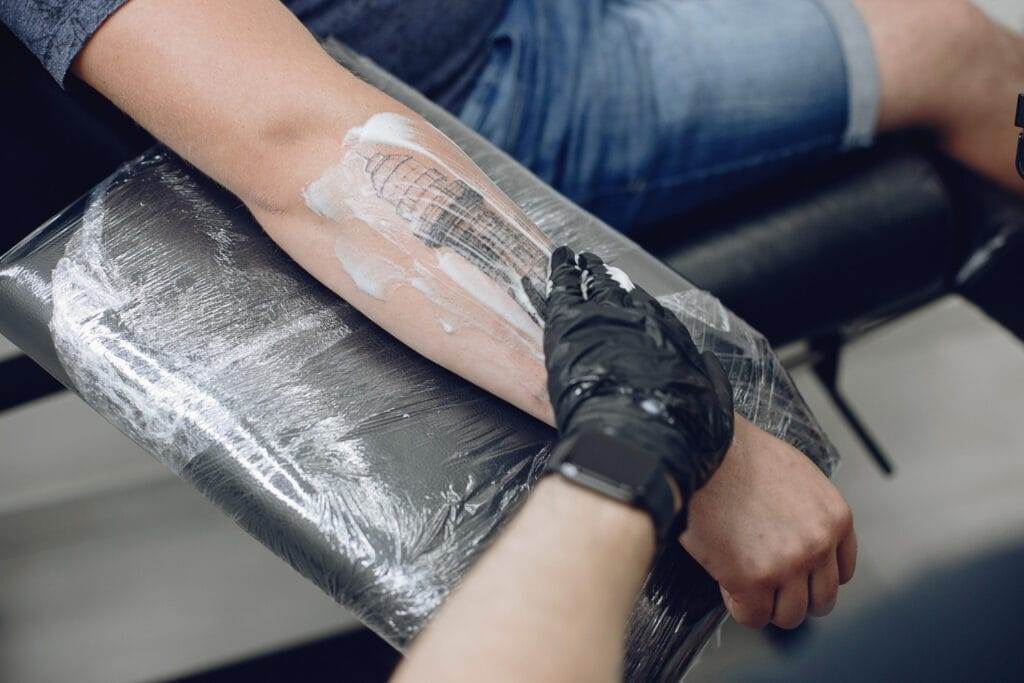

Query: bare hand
[[681, 415, 857, 629]]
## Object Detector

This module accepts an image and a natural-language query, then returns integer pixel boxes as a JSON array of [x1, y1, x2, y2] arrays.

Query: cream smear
[[605, 266, 636, 293], [305, 113, 549, 255], [333, 239, 406, 301], [303, 112, 549, 357]]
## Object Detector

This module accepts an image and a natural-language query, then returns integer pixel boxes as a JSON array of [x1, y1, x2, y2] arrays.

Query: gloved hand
[[543, 246, 735, 523]]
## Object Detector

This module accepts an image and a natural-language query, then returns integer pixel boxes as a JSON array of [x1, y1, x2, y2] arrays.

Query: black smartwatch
[[545, 431, 682, 544]]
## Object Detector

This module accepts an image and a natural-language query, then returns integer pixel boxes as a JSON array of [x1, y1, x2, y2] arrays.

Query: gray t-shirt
[[1, 0, 506, 105]]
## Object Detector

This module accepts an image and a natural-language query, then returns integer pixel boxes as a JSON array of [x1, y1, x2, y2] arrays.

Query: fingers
[[837, 526, 858, 585], [771, 578, 810, 630], [779, 543, 845, 626], [808, 557, 840, 617], [546, 246, 584, 313], [721, 585, 773, 630], [726, 551, 843, 630]]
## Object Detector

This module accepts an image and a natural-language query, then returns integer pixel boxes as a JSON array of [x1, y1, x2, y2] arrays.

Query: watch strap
[[545, 431, 682, 544]]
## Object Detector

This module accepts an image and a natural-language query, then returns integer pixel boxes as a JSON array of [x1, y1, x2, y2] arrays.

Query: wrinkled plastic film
[[0, 43, 838, 682], [327, 37, 835, 472]]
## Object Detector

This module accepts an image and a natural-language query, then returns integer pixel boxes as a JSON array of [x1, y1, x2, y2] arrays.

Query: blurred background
[[2, 0, 1022, 680]]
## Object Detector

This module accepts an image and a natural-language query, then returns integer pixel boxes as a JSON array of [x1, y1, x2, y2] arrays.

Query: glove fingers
[[577, 252, 633, 306], [575, 251, 604, 270], [635, 292, 706, 365], [546, 246, 585, 315]]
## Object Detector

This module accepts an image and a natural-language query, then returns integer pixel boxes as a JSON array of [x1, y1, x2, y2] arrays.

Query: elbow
[[237, 102, 345, 218]]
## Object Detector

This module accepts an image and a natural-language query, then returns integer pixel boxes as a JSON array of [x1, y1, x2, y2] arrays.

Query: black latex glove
[[544, 246, 735, 510]]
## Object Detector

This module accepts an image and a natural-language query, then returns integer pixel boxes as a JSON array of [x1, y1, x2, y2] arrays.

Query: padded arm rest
[[0, 41, 837, 681]]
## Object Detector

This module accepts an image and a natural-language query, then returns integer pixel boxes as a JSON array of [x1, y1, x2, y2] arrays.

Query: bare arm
[[74, 0, 856, 630], [393, 477, 655, 682], [74, 0, 555, 422]]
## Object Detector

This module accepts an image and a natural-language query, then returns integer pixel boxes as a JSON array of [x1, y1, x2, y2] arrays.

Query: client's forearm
[[74, 0, 554, 422], [277, 110, 555, 420], [73, 0, 857, 640], [392, 477, 656, 682]]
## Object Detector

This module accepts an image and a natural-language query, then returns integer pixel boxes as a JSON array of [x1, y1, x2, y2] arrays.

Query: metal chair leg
[[811, 335, 895, 477]]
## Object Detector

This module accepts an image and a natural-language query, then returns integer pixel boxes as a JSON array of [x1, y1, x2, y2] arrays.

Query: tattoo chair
[[1, 24, 1021, 680]]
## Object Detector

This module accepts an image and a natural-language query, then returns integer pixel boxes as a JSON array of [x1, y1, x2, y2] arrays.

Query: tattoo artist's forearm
[[393, 478, 654, 682]]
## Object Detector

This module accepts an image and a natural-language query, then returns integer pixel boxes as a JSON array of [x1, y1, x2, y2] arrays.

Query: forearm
[[74, 0, 554, 422], [393, 477, 656, 682]]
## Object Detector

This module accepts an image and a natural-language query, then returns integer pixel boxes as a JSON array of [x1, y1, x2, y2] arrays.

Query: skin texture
[[303, 112, 552, 412], [393, 477, 656, 682], [856, 0, 1024, 195], [71, 0, 862, 634], [684, 417, 856, 628]]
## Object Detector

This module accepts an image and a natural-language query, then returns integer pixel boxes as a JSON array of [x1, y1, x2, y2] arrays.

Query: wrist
[[533, 476, 657, 553], [545, 430, 683, 543]]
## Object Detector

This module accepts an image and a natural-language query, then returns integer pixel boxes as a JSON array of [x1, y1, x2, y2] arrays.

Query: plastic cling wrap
[[0, 42, 838, 681]]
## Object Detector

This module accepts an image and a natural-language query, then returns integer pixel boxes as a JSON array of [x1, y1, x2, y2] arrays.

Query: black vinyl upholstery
[[641, 140, 958, 344]]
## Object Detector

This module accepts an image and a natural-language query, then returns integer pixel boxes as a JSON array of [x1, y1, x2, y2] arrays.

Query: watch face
[[553, 432, 678, 543], [566, 432, 664, 486], [559, 463, 639, 504]]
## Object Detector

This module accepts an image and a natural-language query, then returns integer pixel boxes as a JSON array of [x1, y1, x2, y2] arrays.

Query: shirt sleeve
[[1, 0, 129, 86]]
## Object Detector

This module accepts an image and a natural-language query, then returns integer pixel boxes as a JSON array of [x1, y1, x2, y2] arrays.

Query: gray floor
[[2, 1, 1023, 680]]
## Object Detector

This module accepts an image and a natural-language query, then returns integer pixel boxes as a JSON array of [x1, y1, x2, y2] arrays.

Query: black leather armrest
[[643, 139, 957, 345]]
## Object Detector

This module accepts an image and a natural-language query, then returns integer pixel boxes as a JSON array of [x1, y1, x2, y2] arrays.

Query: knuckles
[[803, 527, 836, 565], [731, 521, 848, 591], [739, 561, 782, 592], [830, 500, 855, 537]]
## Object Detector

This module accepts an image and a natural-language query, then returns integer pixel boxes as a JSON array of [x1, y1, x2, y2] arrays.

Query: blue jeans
[[457, 0, 881, 233]]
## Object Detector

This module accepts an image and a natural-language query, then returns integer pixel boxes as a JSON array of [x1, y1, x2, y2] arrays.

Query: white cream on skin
[[306, 113, 546, 249], [304, 112, 549, 357], [435, 252, 541, 343], [333, 239, 406, 301], [335, 113, 549, 252]]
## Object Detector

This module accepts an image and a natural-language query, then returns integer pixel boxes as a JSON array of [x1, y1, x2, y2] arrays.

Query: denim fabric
[[458, 0, 881, 233], [288, 0, 508, 109]]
